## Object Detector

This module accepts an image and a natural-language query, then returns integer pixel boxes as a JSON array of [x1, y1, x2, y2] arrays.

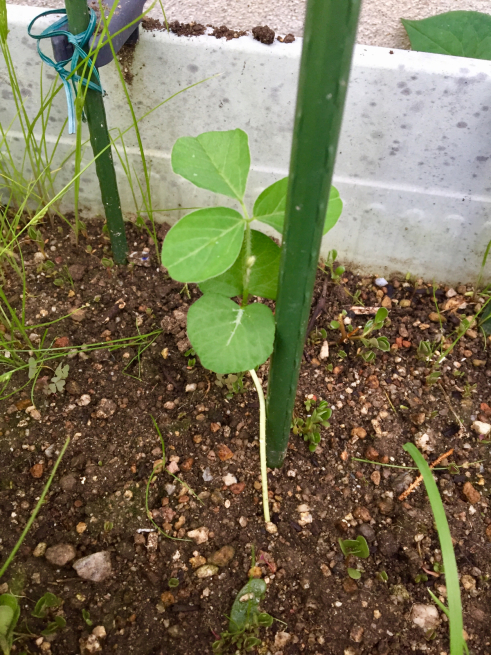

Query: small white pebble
[[375, 277, 388, 287]]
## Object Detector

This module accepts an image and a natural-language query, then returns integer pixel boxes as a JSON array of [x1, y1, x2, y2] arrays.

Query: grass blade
[[403, 442, 464, 655]]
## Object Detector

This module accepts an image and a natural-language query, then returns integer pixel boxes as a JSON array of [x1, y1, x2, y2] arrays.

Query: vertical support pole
[[266, 0, 361, 468], [65, 0, 128, 264]]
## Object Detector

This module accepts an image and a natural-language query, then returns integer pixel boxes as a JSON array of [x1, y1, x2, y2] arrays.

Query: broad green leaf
[[199, 230, 281, 300], [253, 177, 343, 235], [228, 578, 267, 634], [0, 594, 20, 652], [161, 208, 245, 283], [252, 177, 288, 233], [171, 129, 250, 201], [324, 186, 343, 234], [401, 11, 491, 60], [187, 294, 275, 373]]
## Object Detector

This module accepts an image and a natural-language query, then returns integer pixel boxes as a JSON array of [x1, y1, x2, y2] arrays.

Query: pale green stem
[[249, 369, 271, 525]]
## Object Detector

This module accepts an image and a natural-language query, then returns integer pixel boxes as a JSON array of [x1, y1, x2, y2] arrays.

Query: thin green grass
[[0, 437, 70, 580], [403, 442, 465, 655], [143, 416, 202, 542]]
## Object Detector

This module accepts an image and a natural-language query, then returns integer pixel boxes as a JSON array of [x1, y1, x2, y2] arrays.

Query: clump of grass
[[403, 442, 466, 655]]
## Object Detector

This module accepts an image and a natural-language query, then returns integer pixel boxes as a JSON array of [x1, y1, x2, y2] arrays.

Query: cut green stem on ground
[[403, 442, 465, 655]]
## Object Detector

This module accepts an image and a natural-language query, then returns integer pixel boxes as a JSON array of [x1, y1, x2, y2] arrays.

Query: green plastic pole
[[65, 0, 128, 264], [266, 0, 361, 468]]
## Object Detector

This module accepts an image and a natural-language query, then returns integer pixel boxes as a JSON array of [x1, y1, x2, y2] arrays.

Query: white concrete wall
[[158, 0, 491, 49], [8, 0, 491, 49], [3, 5, 491, 284]]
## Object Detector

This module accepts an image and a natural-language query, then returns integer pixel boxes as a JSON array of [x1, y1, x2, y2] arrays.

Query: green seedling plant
[[339, 535, 370, 559], [404, 443, 466, 655], [212, 549, 275, 654], [308, 327, 327, 345], [215, 372, 246, 398], [321, 249, 345, 282], [330, 307, 390, 362], [161, 128, 343, 526], [292, 398, 332, 452], [82, 609, 92, 626], [0, 594, 19, 655], [46, 362, 69, 394], [161, 128, 343, 376]]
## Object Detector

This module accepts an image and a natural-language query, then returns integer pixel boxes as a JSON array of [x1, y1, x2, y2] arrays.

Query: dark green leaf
[[401, 11, 491, 60], [161, 208, 245, 283], [228, 578, 267, 634], [171, 129, 250, 201], [200, 230, 281, 300], [253, 177, 343, 235], [187, 294, 275, 374]]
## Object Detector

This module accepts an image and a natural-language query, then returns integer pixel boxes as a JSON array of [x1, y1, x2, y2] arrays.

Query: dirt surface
[[141, 18, 278, 43], [1, 218, 491, 655], [252, 25, 276, 45]]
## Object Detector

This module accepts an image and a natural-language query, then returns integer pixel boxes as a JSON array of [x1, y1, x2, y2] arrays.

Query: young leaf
[[253, 177, 343, 235], [401, 11, 491, 60], [32, 592, 62, 618], [200, 230, 281, 300], [171, 129, 251, 201], [347, 568, 361, 580], [0, 594, 20, 653], [374, 307, 388, 323], [161, 208, 245, 283], [252, 177, 288, 233], [339, 535, 370, 558], [324, 186, 343, 234], [187, 294, 275, 374], [228, 578, 267, 634]]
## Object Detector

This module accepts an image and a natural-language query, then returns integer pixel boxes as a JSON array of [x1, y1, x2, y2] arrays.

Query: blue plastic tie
[[28, 8, 104, 135]]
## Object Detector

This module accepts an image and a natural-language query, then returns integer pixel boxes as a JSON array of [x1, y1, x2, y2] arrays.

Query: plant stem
[[0, 437, 70, 579], [249, 369, 273, 529], [64, 0, 128, 264]]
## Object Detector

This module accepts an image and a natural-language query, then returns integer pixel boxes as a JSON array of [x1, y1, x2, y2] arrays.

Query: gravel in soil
[[1, 218, 490, 655]]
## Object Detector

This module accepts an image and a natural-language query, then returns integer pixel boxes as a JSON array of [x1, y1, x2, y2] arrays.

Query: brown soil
[[116, 43, 136, 85], [140, 18, 293, 44], [1, 218, 490, 655], [252, 26, 276, 45], [209, 25, 248, 41], [169, 21, 206, 38]]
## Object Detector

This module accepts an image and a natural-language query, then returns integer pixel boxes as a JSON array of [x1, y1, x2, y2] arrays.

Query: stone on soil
[[45, 543, 77, 566], [73, 551, 112, 582], [411, 604, 440, 630], [207, 545, 235, 567], [472, 420, 491, 436], [463, 481, 481, 504], [195, 564, 218, 578], [187, 527, 209, 544], [94, 398, 116, 419]]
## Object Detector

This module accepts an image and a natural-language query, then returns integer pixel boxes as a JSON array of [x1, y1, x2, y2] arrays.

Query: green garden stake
[[64, 0, 128, 264], [265, 0, 361, 468]]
